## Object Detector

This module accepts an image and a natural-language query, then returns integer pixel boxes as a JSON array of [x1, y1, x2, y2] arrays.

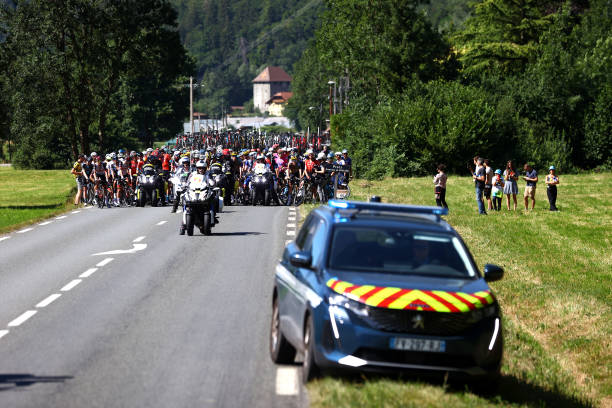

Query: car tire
[[302, 314, 319, 383], [269, 297, 296, 364]]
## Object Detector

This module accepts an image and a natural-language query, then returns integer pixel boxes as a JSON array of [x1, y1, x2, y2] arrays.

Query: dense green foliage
[[289, 0, 612, 175], [0, 0, 193, 169], [169, 0, 324, 115]]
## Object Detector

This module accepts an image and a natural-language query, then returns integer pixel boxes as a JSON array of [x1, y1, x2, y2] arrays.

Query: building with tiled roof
[[253, 66, 292, 112], [265, 92, 293, 117]]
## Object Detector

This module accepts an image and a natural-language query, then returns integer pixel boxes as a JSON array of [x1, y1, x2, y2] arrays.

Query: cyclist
[[91, 155, 108, 207], [285, 156, 300, 205]]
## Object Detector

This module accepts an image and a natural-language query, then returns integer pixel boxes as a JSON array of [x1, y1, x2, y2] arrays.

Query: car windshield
[[328, 226, 476, 278]]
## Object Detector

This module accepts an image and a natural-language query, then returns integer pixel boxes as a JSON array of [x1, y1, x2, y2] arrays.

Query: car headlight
[[468, 304, 498, 323], [329, 294, 369, 318]]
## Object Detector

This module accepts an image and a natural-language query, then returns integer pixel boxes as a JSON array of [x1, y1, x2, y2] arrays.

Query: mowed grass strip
[[304, 173, 611, 408], [0, 167, 75, 234]]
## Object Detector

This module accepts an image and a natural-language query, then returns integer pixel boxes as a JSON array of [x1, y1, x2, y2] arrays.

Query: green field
[[0, 167, 75, 234], [303, 173, 611, 408]]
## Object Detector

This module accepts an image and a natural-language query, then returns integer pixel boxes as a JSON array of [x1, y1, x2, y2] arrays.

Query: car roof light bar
[[328, 200, 449, 217]]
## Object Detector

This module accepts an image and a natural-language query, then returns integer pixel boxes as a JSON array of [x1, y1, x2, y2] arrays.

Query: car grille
[[363, 308, 475, 336], [354, 347, 475, 368]]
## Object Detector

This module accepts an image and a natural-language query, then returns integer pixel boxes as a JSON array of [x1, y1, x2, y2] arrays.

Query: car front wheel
[[302, 314, 319, 383], [270, 297, 296, 364]]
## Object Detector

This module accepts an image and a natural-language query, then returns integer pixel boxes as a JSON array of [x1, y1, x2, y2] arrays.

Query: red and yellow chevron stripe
[[327, 278, 494, 313]]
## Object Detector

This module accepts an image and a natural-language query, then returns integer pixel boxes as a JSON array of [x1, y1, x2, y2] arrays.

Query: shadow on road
[[0, 374, 72, 391], [0, 205, 62, 210], [210, 232, 265, 237], [320, 371, 592, 408]]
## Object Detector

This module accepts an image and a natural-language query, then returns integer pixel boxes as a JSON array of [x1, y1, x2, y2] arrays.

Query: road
[[0, 204, 306, 408]]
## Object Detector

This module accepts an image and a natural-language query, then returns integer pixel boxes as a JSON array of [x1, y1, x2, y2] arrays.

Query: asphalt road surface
[[0, 204, 307, 408]]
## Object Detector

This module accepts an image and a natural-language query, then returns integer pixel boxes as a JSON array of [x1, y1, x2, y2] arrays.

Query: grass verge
[[0, 167, 76, 234], [301, 173, 611, 408]]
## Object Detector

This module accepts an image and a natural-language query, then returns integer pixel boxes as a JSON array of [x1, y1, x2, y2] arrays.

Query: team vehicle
[[270, 199, 504, 383]]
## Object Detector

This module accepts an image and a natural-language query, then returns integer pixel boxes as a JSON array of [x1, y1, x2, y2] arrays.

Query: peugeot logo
[[412, 314, 425, 329]]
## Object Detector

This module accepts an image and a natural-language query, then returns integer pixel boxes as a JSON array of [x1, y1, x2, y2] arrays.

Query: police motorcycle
[[136, 163, 163, 207], [180, 162, 218, 236], [250, 159, 272, 206], [208, 161, 226, 213], [169, 157, 191, 213]]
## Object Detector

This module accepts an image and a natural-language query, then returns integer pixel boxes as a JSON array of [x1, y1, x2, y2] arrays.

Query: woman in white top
[[433, 164, 448, 209]]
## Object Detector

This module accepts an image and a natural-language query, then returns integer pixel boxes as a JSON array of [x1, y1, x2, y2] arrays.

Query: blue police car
[[270, 199, 504, 382]]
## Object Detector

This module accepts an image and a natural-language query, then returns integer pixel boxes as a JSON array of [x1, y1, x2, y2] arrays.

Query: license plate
[[390, 337, 445, 352]]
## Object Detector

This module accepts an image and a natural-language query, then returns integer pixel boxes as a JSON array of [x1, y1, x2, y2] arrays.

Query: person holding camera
[[469, 156, 487, 215]]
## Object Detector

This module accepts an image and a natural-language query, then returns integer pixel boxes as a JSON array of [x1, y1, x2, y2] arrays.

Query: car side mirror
[[483, 264, 504, 282], [290, 251, 312, 268]]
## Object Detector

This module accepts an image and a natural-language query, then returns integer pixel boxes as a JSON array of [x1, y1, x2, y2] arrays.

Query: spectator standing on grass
[[523, 163, 538, 211], [71, 154, 86, 206], [491, 169, 505, 211], [433, 164, 448, 209], [484, 159, 493, 211], [545, 166, 560, 211], [503, 160, 519, 210], [471, 156, 487, 215]]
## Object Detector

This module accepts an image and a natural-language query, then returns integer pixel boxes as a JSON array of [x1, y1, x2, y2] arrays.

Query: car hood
[[324, 269, 493, 313]]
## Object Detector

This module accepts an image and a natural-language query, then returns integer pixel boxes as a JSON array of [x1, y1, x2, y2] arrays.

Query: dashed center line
[[96, 257, 114, 267], [275, 367, 299, 396], [8, 311, 37, 327], [79, 268, 98, 278], [133, 236, 146, 243], [156, 221, 167, 226], [0, 330, 8, 339], [61, 279, 82, 292], [36, 294, 62, 308], [16, 228, 33, 234], [38, 221, 53, 226], [55, 216, 67, 220]]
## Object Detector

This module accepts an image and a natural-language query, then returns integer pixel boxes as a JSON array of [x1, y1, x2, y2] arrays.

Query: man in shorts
[[71, 154, 86, 206], [523, 163, 538, 210]]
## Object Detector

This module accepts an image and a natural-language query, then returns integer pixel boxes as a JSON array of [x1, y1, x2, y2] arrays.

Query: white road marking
[[36, 294, 61, 308], [275, 367, 299, 396], [286, 240, 292, 245], [288, 217, 296, 221], [286, 230, 296, 236], [0, 330, 8, 339], [96, 257, 114, 267], [92, 243, 147, 256], [132, 236, 146, 243], [61, 279, 82, 292], [8, 311, 37, 327], [79, 268, 98, 278], [55, 216, 67, 220], [0, 236, 10, 242], [39, 221, 53, 226], [156, 221, 167, 226], [287, 223, 296, 228], [71, 210, 81, 214], [16, 228, 33, 234]]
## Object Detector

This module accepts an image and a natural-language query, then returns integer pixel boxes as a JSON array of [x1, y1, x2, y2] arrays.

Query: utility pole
[[190, 76, 194, 135]]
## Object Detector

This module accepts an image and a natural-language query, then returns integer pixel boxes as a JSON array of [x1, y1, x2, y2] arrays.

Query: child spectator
[[545, 165, 560, 211], [491, 169, 505, 211], [433, 164, 448, 209]]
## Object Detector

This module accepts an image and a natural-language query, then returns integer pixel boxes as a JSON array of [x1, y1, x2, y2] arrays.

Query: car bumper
[[312, 305, 502, 376]]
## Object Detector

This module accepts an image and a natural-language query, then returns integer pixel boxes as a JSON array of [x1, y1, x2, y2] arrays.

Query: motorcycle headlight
[[328, 294, 369, 318]]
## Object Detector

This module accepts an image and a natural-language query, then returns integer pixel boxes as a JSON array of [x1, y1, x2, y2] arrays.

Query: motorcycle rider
[[180, 161, 208, 235], [171, 157, 192, 213]]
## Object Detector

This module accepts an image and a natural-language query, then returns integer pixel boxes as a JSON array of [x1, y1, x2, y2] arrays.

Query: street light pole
[[190, 76, 194, 135]]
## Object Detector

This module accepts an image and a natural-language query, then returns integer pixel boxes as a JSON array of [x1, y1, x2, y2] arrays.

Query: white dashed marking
[[286, 230, 296, 236], [8, 311, 37, 327], [55, 216, 67, 220], [275, 367, 299, 396], [61, 279, 82, 292], [16, 228, 34, 234], [79, 268, 98, 278], [96, 257, 114, 267], [71, 210, 81, 214], [38, 221, 53, 226], [36, 294, 61, 308], [156, 221, 167, 226], [0, 330, 8, 339], [133, 236, 146, 243], [288, 217, 296, 221], [287, 223, 296, 228], [0, 236, 10, 242]]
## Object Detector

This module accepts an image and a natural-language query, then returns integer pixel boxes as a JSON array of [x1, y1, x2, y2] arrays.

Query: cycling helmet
[[195, 161, 206, 169], [549, 165, 556, 170], [110, 152, 117, 159], [317, 152, 326, 160], [130, 151, 136, 157], [173, 151, 180, 157], [495, 169, 502, 175], [305, 149, 313, 155], [193, 152, 200, 159], [335, 151, 341, 156], [179, 157, 190, 165], [90, 152, 97, 158], [105, 154, 112, 161], [327, 152, 334, 159], [257, 154, 264, 160], [118, 149, 126, 154], [117, 153, 125, 159], [146, 148, 153, 153], [342, 149, 348, 154]]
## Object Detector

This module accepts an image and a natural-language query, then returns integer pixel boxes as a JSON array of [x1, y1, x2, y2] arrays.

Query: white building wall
[[253, 83, 271, 112]]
